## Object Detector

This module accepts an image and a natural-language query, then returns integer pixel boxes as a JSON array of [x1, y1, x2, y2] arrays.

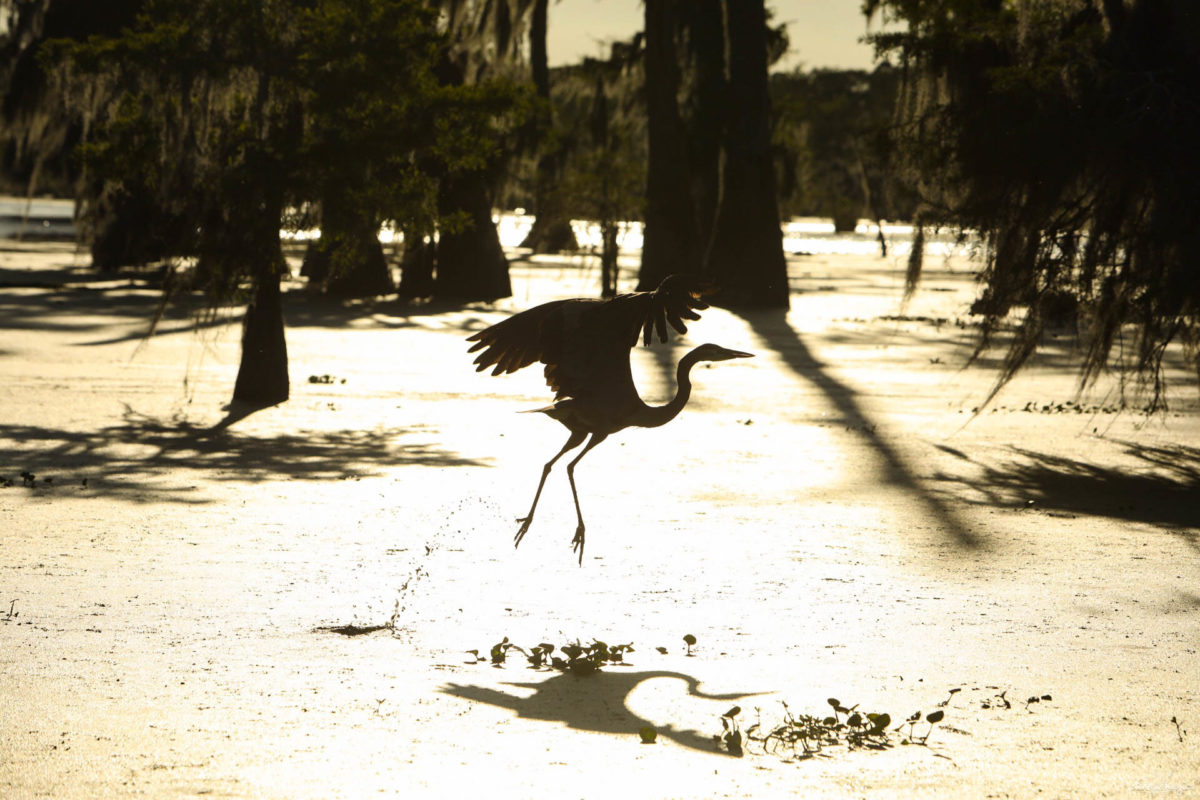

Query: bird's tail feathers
[[519, 405, 556, 415]]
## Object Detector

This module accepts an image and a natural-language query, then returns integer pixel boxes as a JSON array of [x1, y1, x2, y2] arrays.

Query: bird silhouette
[[466, 275, 753, 563]]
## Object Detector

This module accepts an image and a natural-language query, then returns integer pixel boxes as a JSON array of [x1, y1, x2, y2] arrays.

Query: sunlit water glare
[[492, 213, 969, 258], [0, 196, 969, 258]]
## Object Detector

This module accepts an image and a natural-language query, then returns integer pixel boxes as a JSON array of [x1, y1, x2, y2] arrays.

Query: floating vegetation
[[733, 687, 1053, 760], [737, 699, 895, 759], [474, 637, 635, 676]]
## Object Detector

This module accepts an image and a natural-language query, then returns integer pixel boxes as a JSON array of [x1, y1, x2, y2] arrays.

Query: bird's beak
[[730, 350, 754, 359]]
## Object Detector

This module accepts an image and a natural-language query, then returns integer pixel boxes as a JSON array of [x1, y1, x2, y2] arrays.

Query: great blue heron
[[466, 275, 753, 563]]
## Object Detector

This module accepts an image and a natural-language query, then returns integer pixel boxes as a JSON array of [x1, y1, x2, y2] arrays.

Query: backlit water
[[0, 196, 967, 258]]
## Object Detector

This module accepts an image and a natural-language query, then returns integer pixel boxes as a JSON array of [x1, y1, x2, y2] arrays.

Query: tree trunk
[[682, 0, 725, 246], [831, 205, 860, 233], [397, 228, 436, 298], [852, 143, 888, 257], [301, 202, 393, 297], [520, 213, 578, 253], [638, 0, 701, 291], [88, 184, 182, 271], [232, 269, 289, 405], [520, 0, 553, 250], [227, 179, 290, 406], [434, 169, 512, 300], [600, 220, 619, 298], [704, 0, 789, 308], [517, 0, 578, 253]]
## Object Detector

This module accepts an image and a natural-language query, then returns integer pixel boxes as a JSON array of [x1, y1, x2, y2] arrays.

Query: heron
[[466, 275, 753, 563]]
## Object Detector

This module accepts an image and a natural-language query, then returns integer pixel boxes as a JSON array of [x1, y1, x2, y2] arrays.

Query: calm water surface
[[0, 196, 968, 257]]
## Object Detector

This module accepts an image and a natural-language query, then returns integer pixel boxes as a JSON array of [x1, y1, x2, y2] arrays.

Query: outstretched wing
[[627, 274, 712, 348], [465, 275, 710, 400]]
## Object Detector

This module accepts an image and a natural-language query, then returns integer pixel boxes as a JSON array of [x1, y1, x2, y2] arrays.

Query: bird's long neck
[[633, 347, 703, 429]]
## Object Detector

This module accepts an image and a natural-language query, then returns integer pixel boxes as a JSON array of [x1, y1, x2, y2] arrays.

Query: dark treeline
[[3, 0, 1198, 408], [0, 0, 808, 406], [772, 64, 916, 240], [2, 0, 539, 405], [502, 59, 910, 247], [505, 9, 907, 300], [4, 1, 874, 306]]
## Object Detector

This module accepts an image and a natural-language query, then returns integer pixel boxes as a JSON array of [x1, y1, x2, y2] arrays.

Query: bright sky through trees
[[548, 0, 884, 70]]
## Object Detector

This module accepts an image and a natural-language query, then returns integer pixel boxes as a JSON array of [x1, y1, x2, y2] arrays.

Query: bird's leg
[[515, 430, 587, 548], [565, 433, 608, 565]]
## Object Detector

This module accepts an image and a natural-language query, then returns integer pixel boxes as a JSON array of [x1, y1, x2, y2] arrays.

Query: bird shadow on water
[[0, 404, 489, 504], [730, 307, 986, 551], [440, 669, 759, 756]]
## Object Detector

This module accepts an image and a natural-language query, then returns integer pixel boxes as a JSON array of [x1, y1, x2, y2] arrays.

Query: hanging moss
[[869, 0, 1200, 409]]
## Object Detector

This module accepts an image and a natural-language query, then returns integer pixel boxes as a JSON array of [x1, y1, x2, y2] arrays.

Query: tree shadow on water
[[0, 406, 489, 504], [0, 275, 505, 346], [731, 307, 985, 550], [930, 441, 1200, 548], [441, 670, 758, 756], [76, 292, 507, 347]]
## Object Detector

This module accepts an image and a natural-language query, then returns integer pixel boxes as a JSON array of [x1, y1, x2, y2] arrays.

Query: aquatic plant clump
[[741, 699, 896, 759], [472, 637, 635, 675]]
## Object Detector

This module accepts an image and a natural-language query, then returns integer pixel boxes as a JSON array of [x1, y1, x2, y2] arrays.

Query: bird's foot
[[570, 524, 586, 566], [514, 516, 533, 548]]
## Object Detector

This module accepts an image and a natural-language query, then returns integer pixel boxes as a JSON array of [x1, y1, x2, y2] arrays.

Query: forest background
[[1, 0, 1197, 414]]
